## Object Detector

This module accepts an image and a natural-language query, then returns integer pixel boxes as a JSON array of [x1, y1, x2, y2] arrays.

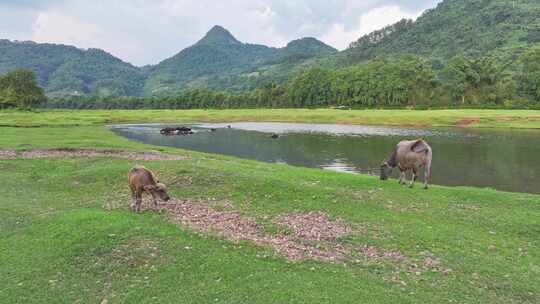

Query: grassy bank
[[2, 108, 540, 129], [1, 111, 539, 303]]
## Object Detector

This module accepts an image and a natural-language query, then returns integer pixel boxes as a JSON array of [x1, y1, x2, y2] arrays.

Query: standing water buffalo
[[128, 165, 170, 212], [380, 139, 432, 189]]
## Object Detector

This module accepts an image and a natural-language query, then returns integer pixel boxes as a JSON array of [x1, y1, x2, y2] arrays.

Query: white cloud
[[358, 5, 422, 38], [321, 5, 424, 50], [32, 11, 101, 47], [320, 23, 363, 51], [32, 10, 143, 63]]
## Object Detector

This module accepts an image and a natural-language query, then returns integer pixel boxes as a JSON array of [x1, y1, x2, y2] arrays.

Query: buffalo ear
[[411, 140, 428, 153]]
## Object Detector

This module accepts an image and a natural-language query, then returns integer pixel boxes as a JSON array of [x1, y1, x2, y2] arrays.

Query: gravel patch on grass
[[160, 199, 350, 262], [276, 212, 351, 241], [0, 150, 17, 159], [357, 245, 450, 277], [0, 148, 186, 161], [133, 198, 445, 271]]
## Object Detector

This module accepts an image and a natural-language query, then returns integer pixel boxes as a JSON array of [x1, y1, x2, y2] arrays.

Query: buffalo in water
[[380, 139, 432, 189], [160, 126, 193, 135]]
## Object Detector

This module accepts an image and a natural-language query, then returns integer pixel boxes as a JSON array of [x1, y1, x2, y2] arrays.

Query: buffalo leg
[[130, 188, 137, 211], [150, 193, 159, 209], [398, 170, 406, 184], [409, 168, 418, 188], [424, 166, 431, 189], [135, 192, 142, 212]]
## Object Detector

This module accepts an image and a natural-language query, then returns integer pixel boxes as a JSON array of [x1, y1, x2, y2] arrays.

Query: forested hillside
[[344, 0, 540, 65], [0, 40, 144, 97]]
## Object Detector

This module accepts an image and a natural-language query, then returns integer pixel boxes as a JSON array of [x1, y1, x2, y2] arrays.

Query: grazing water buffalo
[[128, 165, 170, 212], [380, 139, 432, 189]]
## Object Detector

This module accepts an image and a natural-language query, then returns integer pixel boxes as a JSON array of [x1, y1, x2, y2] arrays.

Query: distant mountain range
[[0, 26, 336, 97], [1, 0, 539, 97], [144, 26, 337, 95]]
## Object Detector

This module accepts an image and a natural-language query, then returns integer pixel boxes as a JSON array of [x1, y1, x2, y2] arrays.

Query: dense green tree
[[330, 57, 437, 107], [0, 69, 46, 109], [406, 58, 438, 106], [471, 56, 515, 105], [442, 55, 514, 105], [519, 44, 540, 101], [441, 56, 478, 104], [289, 68, 334, 107]]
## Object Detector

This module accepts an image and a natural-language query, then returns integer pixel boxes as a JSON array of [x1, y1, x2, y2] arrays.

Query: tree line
[[3, 44, 540, 110]]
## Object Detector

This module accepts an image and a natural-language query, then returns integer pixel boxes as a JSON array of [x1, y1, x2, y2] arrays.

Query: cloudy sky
[[1, 0, 442, 66]]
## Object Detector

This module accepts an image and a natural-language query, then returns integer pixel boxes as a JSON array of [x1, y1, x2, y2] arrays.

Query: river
[[111, 122, 540, 194]]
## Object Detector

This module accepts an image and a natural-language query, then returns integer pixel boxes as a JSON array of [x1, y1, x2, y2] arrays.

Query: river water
[[111, 122, 540, 194]]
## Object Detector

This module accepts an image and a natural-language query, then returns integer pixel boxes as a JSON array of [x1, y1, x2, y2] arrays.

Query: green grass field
[[2, 108, 540, 128], [1, 110, 539, 303]]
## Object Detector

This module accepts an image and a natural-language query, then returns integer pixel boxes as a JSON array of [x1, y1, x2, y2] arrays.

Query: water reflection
[[111, 122, 540, 194]]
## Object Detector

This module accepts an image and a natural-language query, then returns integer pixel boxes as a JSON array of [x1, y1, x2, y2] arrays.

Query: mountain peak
[[285, 37, 336, 51], [196, 25, 242, 45], [282, 37, 337, 56]]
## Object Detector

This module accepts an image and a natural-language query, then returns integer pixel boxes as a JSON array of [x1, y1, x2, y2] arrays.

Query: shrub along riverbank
[[0, 111, 538, 303]]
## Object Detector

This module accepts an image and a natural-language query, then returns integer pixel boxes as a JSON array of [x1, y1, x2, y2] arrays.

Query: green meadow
[[2, 109, 540, 129], [1, 110, 539, 303]]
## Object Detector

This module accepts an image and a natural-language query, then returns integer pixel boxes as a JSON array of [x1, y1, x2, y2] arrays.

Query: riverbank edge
[[2, 109, 540, 129]]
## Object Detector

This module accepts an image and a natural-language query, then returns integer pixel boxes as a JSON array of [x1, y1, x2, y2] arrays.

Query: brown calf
[[128, 165, 170, 212]]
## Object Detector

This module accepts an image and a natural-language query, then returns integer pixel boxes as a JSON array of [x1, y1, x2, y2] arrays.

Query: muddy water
[[111, 122, 540, 194]]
